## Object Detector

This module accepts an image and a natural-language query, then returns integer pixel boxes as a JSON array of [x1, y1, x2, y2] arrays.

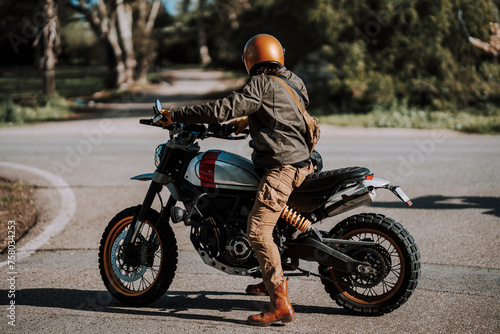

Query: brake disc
[[349, 245, 391, 288], [111, 230, 147, 282]]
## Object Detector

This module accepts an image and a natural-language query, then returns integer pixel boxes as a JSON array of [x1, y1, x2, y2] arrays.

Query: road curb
[[0, 162, 76, 267]]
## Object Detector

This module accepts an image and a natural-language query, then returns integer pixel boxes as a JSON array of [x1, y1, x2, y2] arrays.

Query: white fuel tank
[[184, 150, 260, 190]]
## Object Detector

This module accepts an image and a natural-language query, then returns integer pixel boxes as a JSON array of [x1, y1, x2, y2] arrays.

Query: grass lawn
[[318, 107, 500, 135], [0, 66, 109, 98], [0, 66, 109, 124]]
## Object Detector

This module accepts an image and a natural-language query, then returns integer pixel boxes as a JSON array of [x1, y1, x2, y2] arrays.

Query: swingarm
[[284, 229, 377, 275]]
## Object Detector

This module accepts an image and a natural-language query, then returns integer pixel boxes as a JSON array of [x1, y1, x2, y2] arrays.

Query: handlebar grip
[[140, 118, 169, 128]]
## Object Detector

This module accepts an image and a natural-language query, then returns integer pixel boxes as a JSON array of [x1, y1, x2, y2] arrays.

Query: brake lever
[[207, 125, 249, 140], [153, 114, 163, 124], [211, 133, 249, 140], [228, 129, 250, 140]]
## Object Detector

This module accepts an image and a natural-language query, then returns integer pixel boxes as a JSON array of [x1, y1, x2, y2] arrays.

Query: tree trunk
[[68, 0, 161, 88], [198, 0, 212, 65], [115, 0, 136, 87], [43, 0, 57, 96], [133, 0, 161, 84], [106, 12, 128, 87]]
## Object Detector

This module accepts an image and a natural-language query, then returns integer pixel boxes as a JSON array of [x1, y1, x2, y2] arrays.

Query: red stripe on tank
[[199, 151, 221, 187]]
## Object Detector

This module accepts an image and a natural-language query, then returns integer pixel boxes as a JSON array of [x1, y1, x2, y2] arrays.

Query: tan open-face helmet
[[242, 34, 285, 75]]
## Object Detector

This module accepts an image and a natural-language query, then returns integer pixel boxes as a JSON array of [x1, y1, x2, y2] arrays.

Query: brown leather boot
[[245, 280, 269, 296], [247, 277, 296, 326]]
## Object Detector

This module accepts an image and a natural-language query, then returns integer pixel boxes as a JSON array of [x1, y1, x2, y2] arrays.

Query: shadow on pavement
[[371, 195, 500, 218], [5, 288, 347, 325]]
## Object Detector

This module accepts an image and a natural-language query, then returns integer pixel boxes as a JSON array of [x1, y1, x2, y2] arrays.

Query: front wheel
[[319, 213, 420, 315], [99, 206, 178, 306]]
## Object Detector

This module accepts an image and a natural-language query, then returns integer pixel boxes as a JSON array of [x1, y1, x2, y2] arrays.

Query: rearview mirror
[[155, 99, 162, 113]]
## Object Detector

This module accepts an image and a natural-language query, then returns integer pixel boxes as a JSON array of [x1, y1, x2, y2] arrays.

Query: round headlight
[[154, 145, 162, 167]]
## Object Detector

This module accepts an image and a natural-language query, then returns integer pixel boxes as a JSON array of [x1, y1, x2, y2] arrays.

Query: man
[[156, 34, 313, 326]]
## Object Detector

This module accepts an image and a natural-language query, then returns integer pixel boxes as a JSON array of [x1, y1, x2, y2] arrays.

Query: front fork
[[122, 146, 175, 253], [123, 181, 163, 249]]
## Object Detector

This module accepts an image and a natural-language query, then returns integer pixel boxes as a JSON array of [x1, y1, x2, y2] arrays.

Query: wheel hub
[[349, 245, 392, 288], [111, 230, 147, 282]]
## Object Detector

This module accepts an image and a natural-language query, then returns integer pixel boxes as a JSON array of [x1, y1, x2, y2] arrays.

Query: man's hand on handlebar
[[227, 116, 249, 135], [154, 108, 173, 127]]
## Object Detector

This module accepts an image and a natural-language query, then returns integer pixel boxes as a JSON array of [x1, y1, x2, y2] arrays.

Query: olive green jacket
[[170, 68, 310, 168]]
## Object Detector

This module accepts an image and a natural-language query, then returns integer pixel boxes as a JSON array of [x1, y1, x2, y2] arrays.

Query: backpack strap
[[270, 74, 321, 154], [274, 75, 308, 105], [270, 75, 306, 115]]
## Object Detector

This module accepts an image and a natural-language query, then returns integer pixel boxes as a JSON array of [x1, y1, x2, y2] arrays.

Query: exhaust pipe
[[323, 190, 376, 218]]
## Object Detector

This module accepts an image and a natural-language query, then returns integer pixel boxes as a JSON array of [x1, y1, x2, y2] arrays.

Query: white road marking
[[0, 162, 76, 266]]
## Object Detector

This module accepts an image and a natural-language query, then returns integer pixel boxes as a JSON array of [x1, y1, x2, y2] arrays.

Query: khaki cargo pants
[[247, 164, 312, 293]]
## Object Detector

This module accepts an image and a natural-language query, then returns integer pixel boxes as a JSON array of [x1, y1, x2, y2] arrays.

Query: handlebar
[[139, 118, 249, 141], [140, 99, 249, 140]]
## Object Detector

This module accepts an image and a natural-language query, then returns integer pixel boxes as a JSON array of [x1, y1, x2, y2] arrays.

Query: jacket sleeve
[[170, 76, 269, 124]]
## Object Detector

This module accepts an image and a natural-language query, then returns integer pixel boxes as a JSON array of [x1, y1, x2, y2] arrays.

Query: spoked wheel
[[99, 206, 178, 306], [319, 213, 420, 315]]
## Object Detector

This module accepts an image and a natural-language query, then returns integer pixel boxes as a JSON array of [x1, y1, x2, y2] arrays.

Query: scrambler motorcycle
[[99, 100, 420, 315]]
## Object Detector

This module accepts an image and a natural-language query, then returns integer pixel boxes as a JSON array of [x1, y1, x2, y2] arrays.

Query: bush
[[318, 102, 500, 134], [297, 0, 499, 113], [0, 96, 70, 125], [0, 98, 19, 123]]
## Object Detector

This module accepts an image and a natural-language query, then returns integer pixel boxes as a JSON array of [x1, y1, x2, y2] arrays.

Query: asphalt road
[[1, 70, 499, 333]]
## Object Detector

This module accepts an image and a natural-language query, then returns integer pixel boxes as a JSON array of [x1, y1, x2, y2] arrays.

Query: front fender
[[131, 173, 153, 181], [131, 172, 181, 201]]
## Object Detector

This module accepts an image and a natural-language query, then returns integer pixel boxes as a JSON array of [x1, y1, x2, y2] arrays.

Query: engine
[[191, 219, 259, 270], [187, 185, 287, 272], [224, 230, 258, 268]]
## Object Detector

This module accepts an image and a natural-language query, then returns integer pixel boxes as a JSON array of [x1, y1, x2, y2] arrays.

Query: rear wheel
[[99, 206, 178, 306], [319, 213, 420, 315]]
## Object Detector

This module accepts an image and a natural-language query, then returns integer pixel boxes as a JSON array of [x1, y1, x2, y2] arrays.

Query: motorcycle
[[98, 100, 421, 315]]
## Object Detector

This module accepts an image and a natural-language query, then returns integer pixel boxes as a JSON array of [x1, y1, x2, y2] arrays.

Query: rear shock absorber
[[281, 206, 312, 233]]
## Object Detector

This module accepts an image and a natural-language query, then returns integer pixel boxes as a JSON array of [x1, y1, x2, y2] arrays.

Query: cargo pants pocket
[[256, 166, 295, 212]]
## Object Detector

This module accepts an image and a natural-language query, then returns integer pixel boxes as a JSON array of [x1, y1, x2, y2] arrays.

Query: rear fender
[[361, 177, 412, 206], [361, 177, 390, 188]]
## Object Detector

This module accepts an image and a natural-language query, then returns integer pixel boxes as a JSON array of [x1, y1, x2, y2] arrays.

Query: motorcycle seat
[[295, 167, 371, 194]]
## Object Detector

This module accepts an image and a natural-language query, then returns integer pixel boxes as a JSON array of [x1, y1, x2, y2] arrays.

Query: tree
[[39, 0, 60, 96], [0, 0, 61, 95], [197, 0, 211, 65], [67, 0, 162, 88], [301, 0, 499, 111], [159, 0, 253, 67]]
